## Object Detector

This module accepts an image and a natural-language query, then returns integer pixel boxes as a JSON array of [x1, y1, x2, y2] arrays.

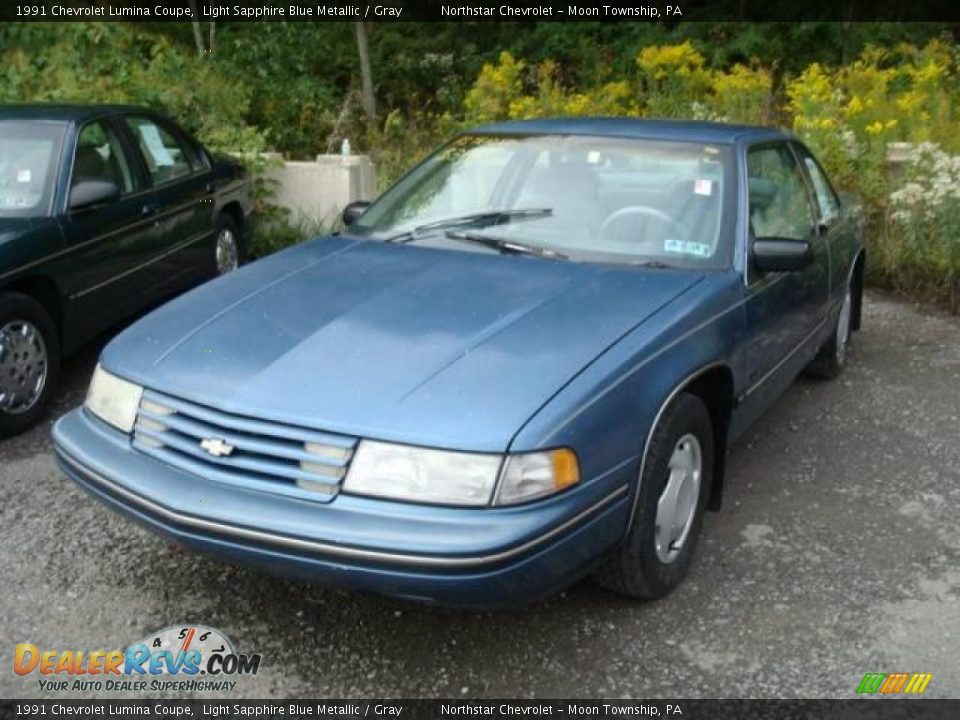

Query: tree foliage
[[1, 19, 958, 307]]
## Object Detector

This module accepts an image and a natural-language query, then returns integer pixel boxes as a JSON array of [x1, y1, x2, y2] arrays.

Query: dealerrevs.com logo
[[14, 625, 261, 693]]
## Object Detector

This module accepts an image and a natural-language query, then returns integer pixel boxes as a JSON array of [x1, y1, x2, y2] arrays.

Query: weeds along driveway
[[1, 291, 958, 699]]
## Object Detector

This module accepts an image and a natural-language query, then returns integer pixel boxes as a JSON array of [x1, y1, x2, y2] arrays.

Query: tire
[[0, 293, 60, 438], [806, 279, 853, 380], [594, 393, 714, 600], [213, 214, 242, 275]]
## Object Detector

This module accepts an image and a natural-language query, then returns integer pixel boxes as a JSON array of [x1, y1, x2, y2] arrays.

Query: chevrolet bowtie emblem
[[200, 437, 235, 457]]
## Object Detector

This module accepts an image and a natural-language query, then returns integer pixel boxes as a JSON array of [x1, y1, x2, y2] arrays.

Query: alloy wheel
[[216, 228, 239, 274], [0, 320, 48, 415], [654, 433, 703, 564], [836, 286, 853, 365]]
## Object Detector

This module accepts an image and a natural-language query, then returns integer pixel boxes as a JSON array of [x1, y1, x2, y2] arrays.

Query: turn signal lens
[[495, 448, 581, 506], [551, 448, 580, 490]]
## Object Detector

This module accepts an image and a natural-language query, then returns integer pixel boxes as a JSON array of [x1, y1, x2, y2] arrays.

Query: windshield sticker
[[694, 179, 713, 196], [17, 169, 31, 183], [665, 239, 712, 258]]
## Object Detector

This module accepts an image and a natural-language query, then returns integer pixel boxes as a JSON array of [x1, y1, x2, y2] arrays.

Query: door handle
[[141, 203, 161, 226]]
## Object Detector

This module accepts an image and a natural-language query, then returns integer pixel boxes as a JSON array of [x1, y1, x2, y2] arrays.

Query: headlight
[[344, 441, 501, 506], [343, 441, 580, 507], [85, 364, 143, 433]]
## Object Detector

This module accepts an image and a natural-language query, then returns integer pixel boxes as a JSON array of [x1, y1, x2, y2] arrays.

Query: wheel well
[[2, 276, 63, 340], [851, 250, 865, 331], [220, 202, 246, 240], [683, 366, 734, 512]]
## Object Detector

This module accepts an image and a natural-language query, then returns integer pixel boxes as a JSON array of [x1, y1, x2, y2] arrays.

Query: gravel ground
[[1, 291, 958, 699]]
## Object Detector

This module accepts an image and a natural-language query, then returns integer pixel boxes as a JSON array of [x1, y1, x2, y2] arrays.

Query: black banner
[[2, 0, 960, 23], [3, 700, 960, 719]]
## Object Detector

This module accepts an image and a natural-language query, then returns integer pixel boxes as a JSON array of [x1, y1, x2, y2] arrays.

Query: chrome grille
[[133, 389, 358, 503]]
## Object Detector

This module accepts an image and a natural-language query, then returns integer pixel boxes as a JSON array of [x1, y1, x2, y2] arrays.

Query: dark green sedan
[[0, 104, 250, 436]]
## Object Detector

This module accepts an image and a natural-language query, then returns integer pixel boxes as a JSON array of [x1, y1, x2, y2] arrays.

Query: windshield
[[0, 121, 65, 217], [352, 133, 733, 267]]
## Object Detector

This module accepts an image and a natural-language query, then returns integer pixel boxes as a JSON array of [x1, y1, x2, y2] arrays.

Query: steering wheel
[[599, 205, 685, 248]]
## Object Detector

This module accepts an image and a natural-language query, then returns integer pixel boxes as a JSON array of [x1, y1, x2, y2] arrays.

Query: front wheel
[[0, 293, 60, 437], [594, 393, 713, 600]]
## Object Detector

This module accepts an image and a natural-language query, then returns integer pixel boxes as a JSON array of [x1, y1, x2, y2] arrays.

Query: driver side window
[[747, 144, 815, 241], [72, 121, 135, 193]]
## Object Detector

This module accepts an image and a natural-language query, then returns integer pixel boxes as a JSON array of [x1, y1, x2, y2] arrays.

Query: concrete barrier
[[263, 154, 377, 227]]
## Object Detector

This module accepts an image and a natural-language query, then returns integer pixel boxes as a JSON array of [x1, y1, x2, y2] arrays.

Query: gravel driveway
[[2, 291, 958, 699]]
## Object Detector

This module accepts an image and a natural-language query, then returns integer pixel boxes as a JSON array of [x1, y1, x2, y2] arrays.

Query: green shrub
[[0, 23, 267, 155], [887, 143, 960, 311]]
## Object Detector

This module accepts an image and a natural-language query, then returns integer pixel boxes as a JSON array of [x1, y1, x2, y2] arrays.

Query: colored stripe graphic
[[857, 673, 886, 694], [879, 672, 909, 693], [857, 672, 932, 695], [904, 673, 933, 694]]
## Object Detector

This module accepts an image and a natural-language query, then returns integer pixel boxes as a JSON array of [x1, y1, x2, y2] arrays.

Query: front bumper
[[52, 408, 633, 608]]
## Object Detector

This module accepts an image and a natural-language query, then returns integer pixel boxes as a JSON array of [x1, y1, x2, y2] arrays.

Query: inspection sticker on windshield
[[694, 178, 713, 196], [16, 169, 31, 183], [665, 239, 712, 257]]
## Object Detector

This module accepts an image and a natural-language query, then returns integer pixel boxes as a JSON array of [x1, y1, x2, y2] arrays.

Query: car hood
[[104, 237, 704, 451]]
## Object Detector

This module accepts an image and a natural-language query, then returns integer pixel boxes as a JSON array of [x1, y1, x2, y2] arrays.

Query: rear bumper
[[52, 408, 633, 608]]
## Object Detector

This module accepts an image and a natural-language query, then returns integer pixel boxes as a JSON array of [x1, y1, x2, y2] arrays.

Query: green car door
[[121, 114, 217, 284], [54, 117, 163, 340]]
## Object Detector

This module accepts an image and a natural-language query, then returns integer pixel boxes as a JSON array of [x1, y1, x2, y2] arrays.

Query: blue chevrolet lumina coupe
[[52, 119, 863, 608]]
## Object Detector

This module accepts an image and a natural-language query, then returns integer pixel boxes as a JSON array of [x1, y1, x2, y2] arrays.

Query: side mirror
[[752, 237, 813, 273], [69, 180, 120, 211], [341, 201, 370, 227]]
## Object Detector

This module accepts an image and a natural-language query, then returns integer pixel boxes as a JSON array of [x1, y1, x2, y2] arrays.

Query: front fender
[[508, 274, 745, 530]]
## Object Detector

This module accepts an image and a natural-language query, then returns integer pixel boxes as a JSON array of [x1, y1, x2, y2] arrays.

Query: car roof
[[0, 103, 151, 123], [468, 117, 790, 144]]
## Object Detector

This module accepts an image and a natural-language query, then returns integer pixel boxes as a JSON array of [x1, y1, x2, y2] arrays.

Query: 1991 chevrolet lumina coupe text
[[52, 119, 863, 608]]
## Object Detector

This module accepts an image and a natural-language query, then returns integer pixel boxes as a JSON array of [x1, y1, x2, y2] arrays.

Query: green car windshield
[[0, 121, 65, 217], [352, 134, 733, 268]]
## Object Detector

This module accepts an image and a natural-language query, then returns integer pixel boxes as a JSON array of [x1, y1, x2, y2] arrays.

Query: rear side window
[[124, 116, 196, 185], [797, 147, 842, 223]]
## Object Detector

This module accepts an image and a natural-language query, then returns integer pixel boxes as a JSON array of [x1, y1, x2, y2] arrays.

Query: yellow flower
[[844, 96, 865, 116], [637, 41, 706, 75]]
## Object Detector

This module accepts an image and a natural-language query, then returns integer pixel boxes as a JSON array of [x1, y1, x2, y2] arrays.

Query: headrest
[[74, 146, 108, 182], [749, 177, 777, 211]]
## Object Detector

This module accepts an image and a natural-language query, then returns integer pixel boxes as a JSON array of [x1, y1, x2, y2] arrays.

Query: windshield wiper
[[444, 230, 568, 260], [385, 208, 552, 243]]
